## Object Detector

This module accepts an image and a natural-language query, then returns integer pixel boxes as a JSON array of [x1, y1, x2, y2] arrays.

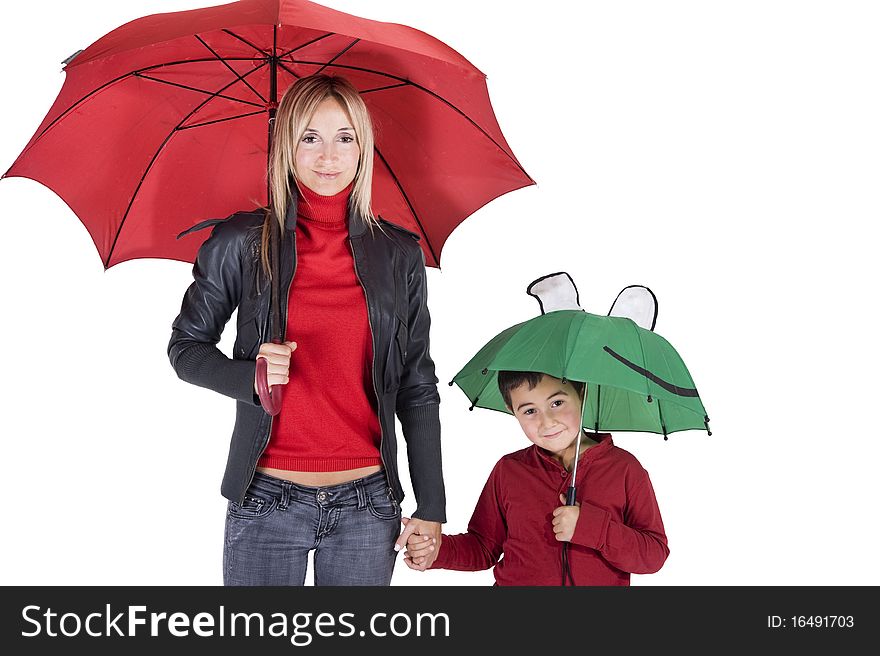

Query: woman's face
[[294, 98, 360, 196]]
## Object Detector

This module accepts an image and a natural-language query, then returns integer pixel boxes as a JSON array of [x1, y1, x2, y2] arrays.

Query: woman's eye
[[339, 135, 355, 143], [302, 135, 318, 143]]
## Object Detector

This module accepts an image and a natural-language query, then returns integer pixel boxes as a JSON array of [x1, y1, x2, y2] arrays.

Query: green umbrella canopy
[[451, 310, 710, 437]]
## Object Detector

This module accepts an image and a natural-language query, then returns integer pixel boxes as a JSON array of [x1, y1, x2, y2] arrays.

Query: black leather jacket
[[168, 201, 445, 521]]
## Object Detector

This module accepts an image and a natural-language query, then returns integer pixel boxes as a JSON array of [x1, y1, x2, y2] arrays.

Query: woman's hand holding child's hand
[[399, 516, 439, 571]]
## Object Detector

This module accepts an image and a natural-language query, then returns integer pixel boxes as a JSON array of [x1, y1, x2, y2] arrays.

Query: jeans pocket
[[227, 493, 277, 520], [366, 489, 401, 521]]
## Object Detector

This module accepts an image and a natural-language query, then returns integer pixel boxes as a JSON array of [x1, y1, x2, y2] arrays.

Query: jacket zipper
[[350, 237, 391, 484], [240, 230, 296, 504]]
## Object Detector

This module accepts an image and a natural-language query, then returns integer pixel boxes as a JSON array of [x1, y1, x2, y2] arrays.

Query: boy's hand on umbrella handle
[[552, 494, 581, 542], [254, 341, 297, 393]]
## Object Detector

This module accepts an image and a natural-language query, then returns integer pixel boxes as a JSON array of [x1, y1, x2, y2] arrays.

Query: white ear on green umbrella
[[608, 285, 658, 331], [526, 272, 581, 315]]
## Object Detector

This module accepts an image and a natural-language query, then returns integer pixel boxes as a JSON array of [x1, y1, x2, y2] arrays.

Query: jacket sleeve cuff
[[204, 353, 262, 406], [397, 403, 446, 523], [571, 502, 611, 550], [172, 341, 261, 406]]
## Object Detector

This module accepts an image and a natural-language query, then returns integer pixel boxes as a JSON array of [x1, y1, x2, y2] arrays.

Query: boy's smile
[[508, 375, 591, 468]]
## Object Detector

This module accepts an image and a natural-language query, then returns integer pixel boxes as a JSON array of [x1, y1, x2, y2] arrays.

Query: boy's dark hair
[[497, 371, 585, 409]]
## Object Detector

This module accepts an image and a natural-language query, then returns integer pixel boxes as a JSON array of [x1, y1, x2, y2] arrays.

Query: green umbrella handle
[[561, 510, 576, 586], [255, 352, 283, 416]]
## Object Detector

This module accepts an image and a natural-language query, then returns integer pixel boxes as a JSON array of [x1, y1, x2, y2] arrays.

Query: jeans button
[[317, 491, 328, 503]]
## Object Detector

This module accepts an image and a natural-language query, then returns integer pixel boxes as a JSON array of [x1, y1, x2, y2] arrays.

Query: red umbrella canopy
[[4, 0, 533, 268]]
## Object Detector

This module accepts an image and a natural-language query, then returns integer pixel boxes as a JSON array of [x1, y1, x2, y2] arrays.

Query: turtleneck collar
[[534, 432, 614, 473], [296, 182, 352, 225]]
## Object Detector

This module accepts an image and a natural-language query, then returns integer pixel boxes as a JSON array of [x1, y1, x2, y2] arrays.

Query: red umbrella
[[3, 0, 533, 269]]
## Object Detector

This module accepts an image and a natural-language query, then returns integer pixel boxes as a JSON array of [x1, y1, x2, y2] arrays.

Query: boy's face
[[507, 375, 584, 460]]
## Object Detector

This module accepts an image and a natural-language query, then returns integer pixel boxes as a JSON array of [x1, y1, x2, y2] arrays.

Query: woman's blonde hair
[[261, 74, 377, 276]]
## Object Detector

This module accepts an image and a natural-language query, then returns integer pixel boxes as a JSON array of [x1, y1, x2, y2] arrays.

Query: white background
[[1, 0, 878, 586]]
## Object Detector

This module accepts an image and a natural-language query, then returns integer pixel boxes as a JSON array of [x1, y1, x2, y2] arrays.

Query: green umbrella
[[451, 309, 710, 439]]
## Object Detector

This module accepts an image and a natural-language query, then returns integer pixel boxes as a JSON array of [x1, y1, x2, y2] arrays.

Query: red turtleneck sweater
[[258, 184, 382, 472]]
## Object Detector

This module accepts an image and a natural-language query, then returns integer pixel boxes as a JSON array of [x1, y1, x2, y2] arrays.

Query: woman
[[168, 75, 445, 585]]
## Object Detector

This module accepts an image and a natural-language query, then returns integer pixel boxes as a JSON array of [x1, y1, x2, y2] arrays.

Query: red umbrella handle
[[255, 356, 282, 416]]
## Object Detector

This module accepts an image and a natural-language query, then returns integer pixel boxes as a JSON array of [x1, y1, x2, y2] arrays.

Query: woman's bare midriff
[[256, 465, 382, 487]]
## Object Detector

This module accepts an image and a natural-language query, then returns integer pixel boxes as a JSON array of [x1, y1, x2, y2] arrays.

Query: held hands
[[254, 341, 297, 393], [552, 494, 581, 542], [397, 517, 441, 571]]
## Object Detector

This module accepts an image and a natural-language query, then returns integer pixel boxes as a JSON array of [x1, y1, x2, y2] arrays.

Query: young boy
[[403, 371, 669, 585]]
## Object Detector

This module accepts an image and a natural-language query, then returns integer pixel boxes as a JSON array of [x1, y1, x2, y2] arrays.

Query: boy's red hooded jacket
[[431, 434, 669, 585]]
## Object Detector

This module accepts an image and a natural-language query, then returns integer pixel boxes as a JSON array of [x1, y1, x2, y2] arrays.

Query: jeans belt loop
[[279, 481, 290, 511], [355, 478, 367, 510]]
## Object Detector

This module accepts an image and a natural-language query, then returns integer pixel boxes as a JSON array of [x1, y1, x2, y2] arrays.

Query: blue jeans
[[223, 470, 402, 586]]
